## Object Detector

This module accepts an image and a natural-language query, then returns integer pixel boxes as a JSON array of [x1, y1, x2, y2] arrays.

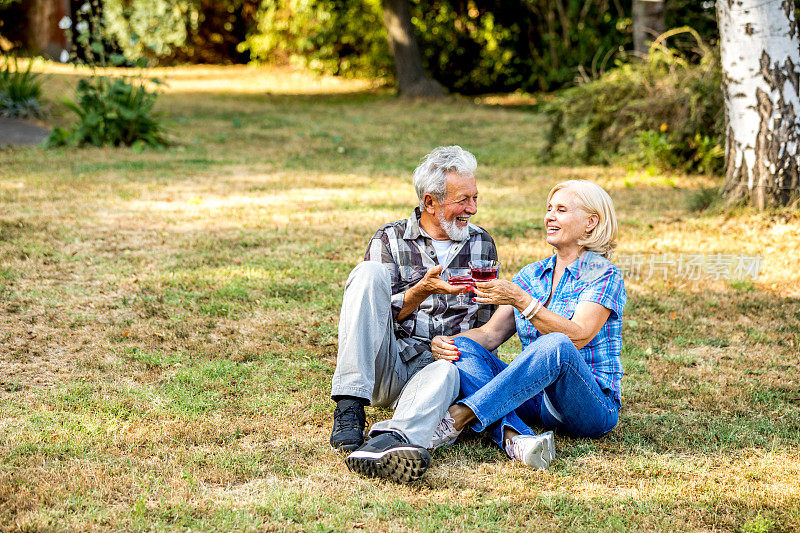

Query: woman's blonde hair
[[547, 179, 618, 259]]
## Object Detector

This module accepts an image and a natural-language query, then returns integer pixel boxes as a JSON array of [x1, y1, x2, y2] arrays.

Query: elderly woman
[[430, 179, 626, 468]]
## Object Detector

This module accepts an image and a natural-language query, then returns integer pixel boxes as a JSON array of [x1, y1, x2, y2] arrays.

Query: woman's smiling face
[[544, 188, 595, 252]]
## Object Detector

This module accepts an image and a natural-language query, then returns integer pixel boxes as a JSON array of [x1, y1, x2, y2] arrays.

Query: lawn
[[1, 63, 799, 531]]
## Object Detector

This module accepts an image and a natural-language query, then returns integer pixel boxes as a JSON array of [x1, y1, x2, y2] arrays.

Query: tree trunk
[[22, 0, 69, 58], [632, 0, 665, 56], [380, 0, 446, 98], [717, 0, 800, 209]]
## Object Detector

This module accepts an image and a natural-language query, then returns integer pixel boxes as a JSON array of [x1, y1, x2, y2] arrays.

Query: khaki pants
[[331, 261, 459, 447]]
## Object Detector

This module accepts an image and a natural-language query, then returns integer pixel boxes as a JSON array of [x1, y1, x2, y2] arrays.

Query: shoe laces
[[505, 436, 525, 461], [432, 414, 457, 442], [334, 401, 364, 431]]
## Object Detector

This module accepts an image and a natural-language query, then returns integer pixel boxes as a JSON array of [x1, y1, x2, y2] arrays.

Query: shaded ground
[[0, 117, 49, 146]]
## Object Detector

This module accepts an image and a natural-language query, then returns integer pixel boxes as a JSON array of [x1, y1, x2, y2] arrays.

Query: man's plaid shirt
[[364, 208, 498, 367]]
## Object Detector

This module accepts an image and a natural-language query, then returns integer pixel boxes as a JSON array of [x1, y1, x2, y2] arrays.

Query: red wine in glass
[[448, 275, 476, 288], [445, 268, 474, 307], [469, 261, 500, 304], [470, 267, 498, 281]]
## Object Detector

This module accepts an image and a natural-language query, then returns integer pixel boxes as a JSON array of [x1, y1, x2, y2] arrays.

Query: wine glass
[[444, 267, 474, 308], [469, 259, 500, 282]]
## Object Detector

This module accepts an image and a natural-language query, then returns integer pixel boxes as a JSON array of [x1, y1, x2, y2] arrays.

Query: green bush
[[49, 2, 167, 149], [243, 0, 392, 78], [239, 1, 719, 94], [100, 0, 256, 65], [542, 28, 724, 174], [102, 0, 194, 62], [242, 0, 632, 92], [0, 55, 44, 118], [687, 186, 720, 212], [412, 0, 630, 94], [47, 76, 165, 148], [40, 1, 724, 95]]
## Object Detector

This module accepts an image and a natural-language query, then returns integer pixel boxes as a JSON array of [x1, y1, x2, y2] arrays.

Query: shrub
[[101, 0, 257, 65], [238, 1, 719, 94], [243, 0, 392, 78], [48, 2, 167, 149], [687, 186, 720, 212], [541, 28, 724, 174], [0, 55, 44, 118], [102, 0, 194, 63], [242, 0, 631, 92], [47, 76, 165, 148], [412, 0, 630, 94]]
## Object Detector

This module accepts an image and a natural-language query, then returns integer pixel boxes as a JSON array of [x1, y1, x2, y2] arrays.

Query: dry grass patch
[[1, 64, 799, 531]]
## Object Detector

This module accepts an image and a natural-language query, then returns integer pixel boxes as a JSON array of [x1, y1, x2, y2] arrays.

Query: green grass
[[0, 63, 799, 531]]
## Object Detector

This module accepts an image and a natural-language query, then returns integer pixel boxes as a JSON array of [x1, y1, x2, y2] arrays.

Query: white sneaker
[[505, 432, 555, 469], [429, 414, 462, 450]]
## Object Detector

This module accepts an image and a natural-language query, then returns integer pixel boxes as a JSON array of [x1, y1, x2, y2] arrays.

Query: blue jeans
[[453, 333, 620, 449]]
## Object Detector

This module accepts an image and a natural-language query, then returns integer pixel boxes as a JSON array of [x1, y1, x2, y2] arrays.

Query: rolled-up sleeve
[[578, 265, 626, 319]]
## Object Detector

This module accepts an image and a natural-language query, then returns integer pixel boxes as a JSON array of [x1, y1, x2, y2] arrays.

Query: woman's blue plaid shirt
[[513, 251, 627, 401]]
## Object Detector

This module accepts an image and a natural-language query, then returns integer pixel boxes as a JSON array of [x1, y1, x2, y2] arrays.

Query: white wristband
[[528, 301, 543, 320], [520, 298, 538, 318]]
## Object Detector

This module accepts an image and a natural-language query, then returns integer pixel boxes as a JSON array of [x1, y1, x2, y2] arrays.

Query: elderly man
[[330, 145, 498, 483]]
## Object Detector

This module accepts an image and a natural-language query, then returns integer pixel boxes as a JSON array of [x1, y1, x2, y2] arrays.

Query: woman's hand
[[431, 335, 460, 362], [473, 279, 527, 307]]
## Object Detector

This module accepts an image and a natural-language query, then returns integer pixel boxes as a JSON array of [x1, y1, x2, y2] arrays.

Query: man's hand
[[431, 335, 460, 362], [396, 265, 468, 321], [415, 265, 468, 296]]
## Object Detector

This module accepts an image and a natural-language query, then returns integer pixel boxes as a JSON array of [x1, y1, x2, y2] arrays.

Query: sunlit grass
[[1, 64, 799, 531]]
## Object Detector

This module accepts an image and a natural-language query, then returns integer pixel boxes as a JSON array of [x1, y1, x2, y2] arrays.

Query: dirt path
[[0, 117, 50, 146]]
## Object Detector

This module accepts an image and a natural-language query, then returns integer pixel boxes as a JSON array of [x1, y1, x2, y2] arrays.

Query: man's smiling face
[[433, 171, 478, 241]]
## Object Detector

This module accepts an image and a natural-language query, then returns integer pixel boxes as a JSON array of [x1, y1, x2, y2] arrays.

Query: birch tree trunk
[[381, 0, 446, 98], [633, 0, 665, 56], [717, 0, 800, 209]]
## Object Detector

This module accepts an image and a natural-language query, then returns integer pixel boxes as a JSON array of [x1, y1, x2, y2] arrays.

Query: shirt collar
[[536, 254, 557, 278], [537, 251, 599, 279], [403, 208, 424, 240]]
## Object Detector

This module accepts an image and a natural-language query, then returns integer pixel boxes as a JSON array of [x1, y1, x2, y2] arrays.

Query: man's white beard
[[438, 212, 470, 241]]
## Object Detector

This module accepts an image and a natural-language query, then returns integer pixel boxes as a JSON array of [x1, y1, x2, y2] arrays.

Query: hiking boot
[[330, 398, 366, 452], [505, 431, 555, 469], [345, 431, 431, 484], [430, 413, 462, 450]]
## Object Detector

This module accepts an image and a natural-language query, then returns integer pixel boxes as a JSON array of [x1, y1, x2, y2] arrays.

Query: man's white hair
[[413, 146, 477, 210]]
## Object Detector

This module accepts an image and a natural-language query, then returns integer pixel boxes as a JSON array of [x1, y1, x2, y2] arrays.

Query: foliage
[[48, 1, 167, 149], [243, 0, 392, 78], [100, 0, 258, 65], [0, 54, 43, 118], [102, 0, 195, 62], [687, 186, 720, 212], [542, 28, 724, 174], [0, 0, 721, 95], [47, 76, 165, 148], [242, 0, 631, 92], [237, 0, 720, 93], [411, 0, 630, 94]]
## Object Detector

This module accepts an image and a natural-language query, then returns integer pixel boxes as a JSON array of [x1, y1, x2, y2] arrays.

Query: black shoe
[[345, 431, 431, 484], [330, 398, 366, 452]]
